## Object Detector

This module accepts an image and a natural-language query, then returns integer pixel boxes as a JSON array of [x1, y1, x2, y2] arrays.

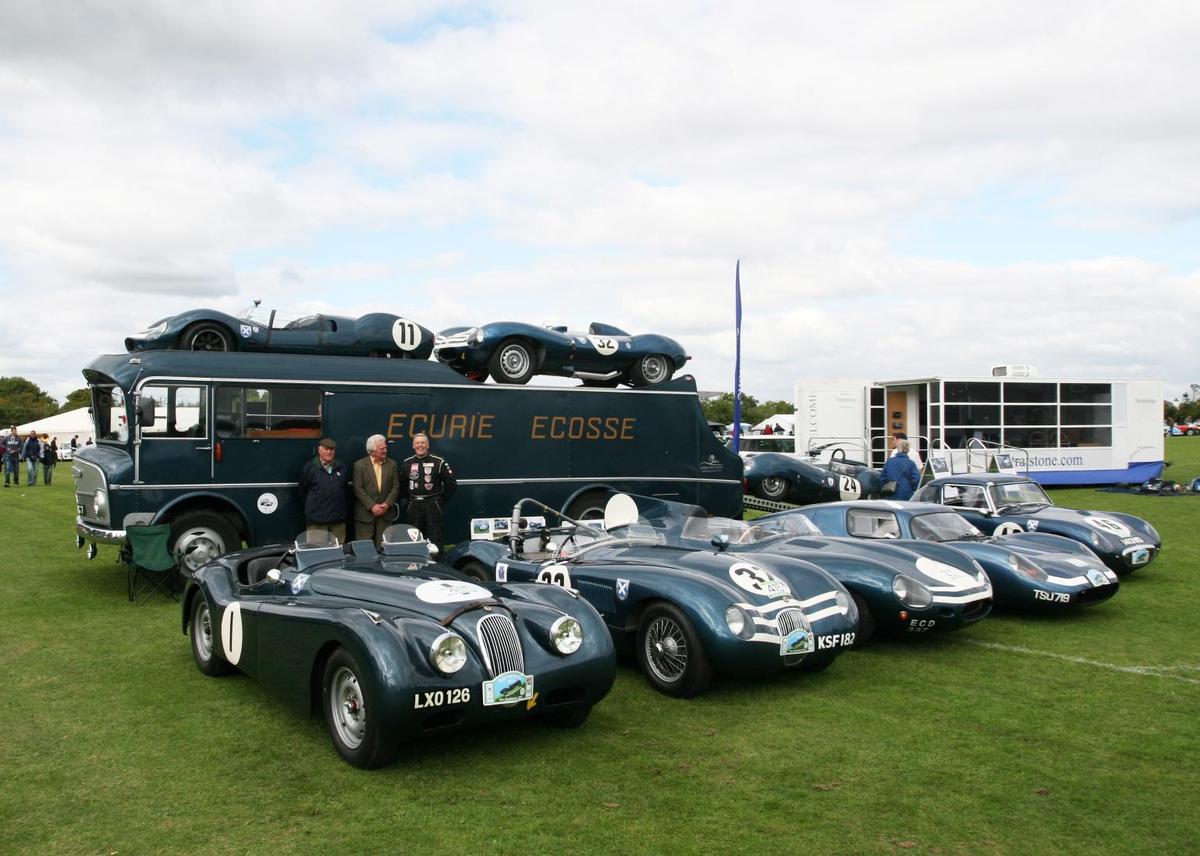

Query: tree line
[[699, 392, 794, 428], [1164, 385, 1200, 423], [0, 377, 90, 426]]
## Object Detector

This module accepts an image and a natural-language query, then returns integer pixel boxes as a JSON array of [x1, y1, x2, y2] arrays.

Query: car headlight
[[137, 322, 168, 338], [93, 489, 107, 519], [725, 605, 755, 639], [466, 327, 483, 345], [892, 575, 933, 609], [1144, 522, 1160, 542], [549, 616, 583, 654], [1088, 531, 1103, 548], [834, 590, 850, 614], [430, 632, 467, 674], [1006, 554, 1045, 581]]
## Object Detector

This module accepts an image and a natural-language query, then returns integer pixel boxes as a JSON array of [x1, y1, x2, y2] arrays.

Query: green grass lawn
[[2, 443, 1198, 854]]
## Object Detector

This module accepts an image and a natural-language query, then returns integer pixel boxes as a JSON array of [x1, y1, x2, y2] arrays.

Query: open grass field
[[2, 441, 1198, 855]]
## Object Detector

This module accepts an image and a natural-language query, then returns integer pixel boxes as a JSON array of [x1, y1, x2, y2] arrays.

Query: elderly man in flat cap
[[298, 437, 350, 544]]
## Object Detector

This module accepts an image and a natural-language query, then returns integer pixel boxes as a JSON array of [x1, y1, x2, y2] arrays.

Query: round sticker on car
[[993, 521, 1024, 535], [838, 476, 860, 501], [414, 580, 490, 604], [392, 319, 422, 351], [1085, 517, 1131, 538], [728, 562, 790, 598], [586, 335, 619, 356], [256, 492, 278, 515]]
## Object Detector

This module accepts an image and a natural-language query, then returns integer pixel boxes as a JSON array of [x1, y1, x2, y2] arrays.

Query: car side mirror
[[711, 534, 729, 552], [137, 396, 156, 427], [427, 543, 439, 558]]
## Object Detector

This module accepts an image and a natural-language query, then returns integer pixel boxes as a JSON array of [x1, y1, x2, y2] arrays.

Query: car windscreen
[[910, 512, 981, 542], [559, 523, 663, 557], [678, 516, 793, 545], [91, 385, 128, 444], [989, 480, 1051, 508]]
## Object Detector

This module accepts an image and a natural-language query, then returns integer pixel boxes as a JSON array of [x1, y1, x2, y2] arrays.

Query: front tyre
[[170, 511, 239, 573], [628, 354, 674, 387], [758, 476, 790, 501], [850, 592, 876, 645], [190, 596, 233, 677], [322, 648, 397, 769], [636, 602, 714, 697], [180, 322, 234, 352], [487, 338, 537, 384]]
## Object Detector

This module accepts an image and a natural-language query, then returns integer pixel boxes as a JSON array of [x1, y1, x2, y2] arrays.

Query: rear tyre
[[170, 511, 240, 574], [850, 591, 876, 645], [459, 559, 492, 582], [636, 602, 713, 697], [758, 476, 790, 501], [487, 338, 537, 384], [322, 647, 396, 769], [181, 322, 234, 352], [628, 354, 673, 387], [190, 596, 234, 677]]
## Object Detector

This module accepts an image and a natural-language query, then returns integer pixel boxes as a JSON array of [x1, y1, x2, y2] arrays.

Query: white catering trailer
[[794, 367, 1164, 486]]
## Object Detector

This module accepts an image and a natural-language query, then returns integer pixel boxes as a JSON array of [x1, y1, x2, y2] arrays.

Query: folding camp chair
[[125, 524, 178, 604]]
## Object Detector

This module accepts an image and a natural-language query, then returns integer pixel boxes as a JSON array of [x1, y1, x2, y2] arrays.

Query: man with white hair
[[351, 434, 399, 547]]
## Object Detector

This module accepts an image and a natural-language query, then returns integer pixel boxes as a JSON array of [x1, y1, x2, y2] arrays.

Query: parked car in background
[[445, 495, 859, 697], [914, 474, 1161, 574], [743, 451, 882, 505], [126, 303, 434, 359], [433, 321, 689, 386], [788, 501, 1120, 611], [182, 527, 615, 768]]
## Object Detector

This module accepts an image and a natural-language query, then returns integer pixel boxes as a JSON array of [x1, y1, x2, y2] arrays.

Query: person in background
[[892, 431, 924, 469], [41, 437, 57, 484], [71, 434, 79, 452], [880, 438, 921, 500], [352, 434, 399, 547], [4, 426, 20, 487], [22, 430, 42, 487], [298, 438, 349, 544]]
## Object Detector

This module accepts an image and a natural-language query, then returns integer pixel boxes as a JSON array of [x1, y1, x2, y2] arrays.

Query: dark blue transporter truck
[[73, 351, 742, 570]]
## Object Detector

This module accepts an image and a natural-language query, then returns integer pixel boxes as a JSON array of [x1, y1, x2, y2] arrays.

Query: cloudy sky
[[2, 0, 1198, 404]]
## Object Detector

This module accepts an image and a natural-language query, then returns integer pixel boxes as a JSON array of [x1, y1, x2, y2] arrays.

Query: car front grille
[[776, 607, 808, 636], [476, 613, 524, 678], [76, 491, 95, 518]]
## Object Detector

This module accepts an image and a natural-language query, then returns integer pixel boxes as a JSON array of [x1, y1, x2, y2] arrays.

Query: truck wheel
[[170, 511, 239, 573], [564, 490, 610, 522], [181, 322, 234, 352], [488, 338, 536, 384], [628, 354, 673, 387], [636, 602, 713, 697]]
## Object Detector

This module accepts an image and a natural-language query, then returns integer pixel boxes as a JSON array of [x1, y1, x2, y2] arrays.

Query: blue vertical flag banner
[[733, 260, 742, 453]]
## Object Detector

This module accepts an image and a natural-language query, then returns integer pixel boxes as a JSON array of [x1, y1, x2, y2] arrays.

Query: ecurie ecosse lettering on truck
[[72, 350, 741, 570]]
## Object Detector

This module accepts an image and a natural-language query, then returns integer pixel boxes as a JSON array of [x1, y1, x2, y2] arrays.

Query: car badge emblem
[[616, 578, 630, 600], [240, 324, 252, 338], [495, 562, 508, 583], [407, 528, 421, 541]]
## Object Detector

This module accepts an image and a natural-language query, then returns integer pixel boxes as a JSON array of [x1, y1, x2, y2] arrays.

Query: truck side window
[[140, 385, 207, 438], [215, 386, 321, 439]]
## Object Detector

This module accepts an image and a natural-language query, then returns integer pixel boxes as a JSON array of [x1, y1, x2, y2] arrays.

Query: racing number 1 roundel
[[220, 602, 244, 666]]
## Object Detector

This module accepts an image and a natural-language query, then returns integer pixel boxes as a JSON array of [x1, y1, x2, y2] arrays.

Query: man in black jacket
[[400, 432, 456, 555], [298, 438, 349, 543]]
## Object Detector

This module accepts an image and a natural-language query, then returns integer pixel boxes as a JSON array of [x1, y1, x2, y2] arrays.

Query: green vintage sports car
[[181, 527, 616, 768]]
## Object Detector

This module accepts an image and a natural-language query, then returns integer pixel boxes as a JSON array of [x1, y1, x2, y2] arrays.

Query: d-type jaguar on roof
[[445, 494, 859, 698], [433, 321, 689, 387], [126, 303, 434, 359], [182, 526, 616, 769], [914, 474, 1161, 574]]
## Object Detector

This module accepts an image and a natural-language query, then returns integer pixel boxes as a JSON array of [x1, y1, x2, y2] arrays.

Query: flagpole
[[733, 260, 742, 454]]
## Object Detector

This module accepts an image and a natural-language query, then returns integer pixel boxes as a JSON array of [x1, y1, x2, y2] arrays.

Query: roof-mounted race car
[[432, 321, 689, 386], [126, 302, 434, 359], [743, 450, 882, 506], [914, 474, 1162, 574], [444, 494, 859, 697], [788, 501, 1120, 611], [182, 526, 615, 768]]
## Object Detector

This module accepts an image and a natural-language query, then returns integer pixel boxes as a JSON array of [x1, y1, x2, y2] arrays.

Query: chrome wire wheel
[[329, 666, 366, 750], [498, 343, 532, 379], [193, 601, 213, 661], [639, 354, 670, 384], [643, 615, 688, 684]]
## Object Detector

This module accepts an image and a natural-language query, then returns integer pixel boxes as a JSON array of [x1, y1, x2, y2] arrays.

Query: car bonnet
[[308, 564, 505, 621]]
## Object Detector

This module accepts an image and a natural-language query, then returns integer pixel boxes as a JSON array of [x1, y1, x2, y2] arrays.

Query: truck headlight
[[725, 605, 755, 639], [430, 632, 467, 674], [549, 616, 583, 654], [892, 575, 933, 609], [93, 489, 108, 519]]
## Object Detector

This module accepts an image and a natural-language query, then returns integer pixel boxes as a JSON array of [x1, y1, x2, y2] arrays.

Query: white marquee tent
[[16, 408, 94, 448]]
